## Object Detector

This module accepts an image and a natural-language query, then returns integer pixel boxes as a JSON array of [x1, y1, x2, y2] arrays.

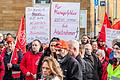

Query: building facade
[[0, 0, 120, 38]]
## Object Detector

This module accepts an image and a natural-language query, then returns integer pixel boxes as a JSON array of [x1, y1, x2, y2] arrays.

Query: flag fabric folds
[[112, 20, 120, 30], [11, 15, 26, 63], [15, 15, 26, 54], [98, 12, 111, 42]]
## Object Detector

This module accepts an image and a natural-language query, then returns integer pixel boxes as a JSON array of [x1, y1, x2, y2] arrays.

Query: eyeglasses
[[55, 49, 61, 52], [50, 45, 56, 47], [85, 48, 91, 51], [113, 48, 120, 50]]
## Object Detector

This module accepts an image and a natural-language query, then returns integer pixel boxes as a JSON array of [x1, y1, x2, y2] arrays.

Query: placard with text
[[51, 2, 80, 40], [26, 6, 50, 43]]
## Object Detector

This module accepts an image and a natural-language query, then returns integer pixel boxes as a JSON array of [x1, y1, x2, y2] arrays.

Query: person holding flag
[[98, 12, 112, 62], [1, 36, 23, 80]]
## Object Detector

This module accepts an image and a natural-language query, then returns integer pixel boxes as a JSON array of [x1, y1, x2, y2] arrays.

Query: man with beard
[[98, 39, 112, 61], [81, 35, 91, 45], [84, 43, 102, 80], [1, 37, 23, 80], [55, 40, 82, 80]]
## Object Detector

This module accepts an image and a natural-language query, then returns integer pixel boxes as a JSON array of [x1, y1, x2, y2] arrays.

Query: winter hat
[[50, 37, 60, 42], [6, 37, 14, 43], [114, 42, 120, 48], [56, 40, 68, 49]]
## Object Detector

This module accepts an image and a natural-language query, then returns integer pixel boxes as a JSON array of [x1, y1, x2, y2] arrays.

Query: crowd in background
[[0, 32, 120, 80]]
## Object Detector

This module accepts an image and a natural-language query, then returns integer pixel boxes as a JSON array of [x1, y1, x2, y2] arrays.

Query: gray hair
[[96, 49, 105, 58], [68, 40, 79, 52]]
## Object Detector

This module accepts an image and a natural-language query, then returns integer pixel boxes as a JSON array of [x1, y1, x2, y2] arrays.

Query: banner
[[26, 5, 50, 43], [106, 28, 120, 48], [112, 20, 120, 30], [51, 2, 80, 40], [98, 12, 111, 42], [16, 16, 26, 54]]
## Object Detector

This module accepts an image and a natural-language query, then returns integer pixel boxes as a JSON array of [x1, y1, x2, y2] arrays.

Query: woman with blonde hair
[[38, 57, 63, 80]]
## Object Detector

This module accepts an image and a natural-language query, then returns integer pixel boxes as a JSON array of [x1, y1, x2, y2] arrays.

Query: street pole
[[94, 6, 96, 38], [94, 0, 98, 39]]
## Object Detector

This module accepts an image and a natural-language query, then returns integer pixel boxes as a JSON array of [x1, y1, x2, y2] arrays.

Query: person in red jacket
[[20, 39, 43, 80], [96, 49, 108, 80], [98, 39, 112, 61], [0, 55, 4, 80]]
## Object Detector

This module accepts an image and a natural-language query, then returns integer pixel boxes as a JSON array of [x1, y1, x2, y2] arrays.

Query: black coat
[[76, 55, 89, 80], [37, 48, 51, 79], [59, 54, 83, 80], [84, 53, 102, 80]]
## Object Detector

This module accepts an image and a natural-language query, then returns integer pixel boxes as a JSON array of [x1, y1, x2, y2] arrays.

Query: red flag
[[16, 16, 26, 54], [11, 48, 18, 64], [112, 20, 120, 30], [98, 12, 111, 42]]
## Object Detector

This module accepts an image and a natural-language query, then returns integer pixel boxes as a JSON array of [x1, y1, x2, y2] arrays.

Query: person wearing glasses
[[55, 40, 83, 80], [84, 43, 102, 80], [107, 42, 120, 80]]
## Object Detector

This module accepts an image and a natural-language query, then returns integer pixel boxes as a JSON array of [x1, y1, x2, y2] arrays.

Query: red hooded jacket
[[20, 51, 42, 80]]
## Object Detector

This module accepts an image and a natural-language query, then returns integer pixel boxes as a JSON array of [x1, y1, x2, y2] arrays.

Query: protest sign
[[26, 5, 50, 43], [106, 28, 120, 48], [51, 2, 80, 40]]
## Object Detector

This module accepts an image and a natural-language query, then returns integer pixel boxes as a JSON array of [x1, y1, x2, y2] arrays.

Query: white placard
[[51, 2, 80, 40], [106, 28, 120, 48], [26, 6, 50, 43]]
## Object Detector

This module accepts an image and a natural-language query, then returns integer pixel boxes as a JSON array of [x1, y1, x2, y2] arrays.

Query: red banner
[[98, 12, 111, 42], [112, 21, 120, 30], [16, 16, 26, 54]]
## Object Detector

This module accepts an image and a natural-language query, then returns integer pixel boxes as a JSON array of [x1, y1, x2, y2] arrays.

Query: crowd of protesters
[[0, 33, 120, 80]]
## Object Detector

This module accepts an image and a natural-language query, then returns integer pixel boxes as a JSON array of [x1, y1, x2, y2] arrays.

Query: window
[[34, 0, 51, 4]]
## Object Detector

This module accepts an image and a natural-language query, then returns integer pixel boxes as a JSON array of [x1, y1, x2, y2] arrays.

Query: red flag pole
[[10, 15, 25, 63], [9, 36, 18, 63]]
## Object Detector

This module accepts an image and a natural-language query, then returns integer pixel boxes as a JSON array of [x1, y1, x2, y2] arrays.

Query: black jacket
[[76, 55, 89, 80], [84, 53, 102, 80], [59, 54, 83, 80], [37, 48, 51, 79]]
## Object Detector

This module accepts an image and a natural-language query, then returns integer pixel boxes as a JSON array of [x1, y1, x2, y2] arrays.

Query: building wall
[[0, 0, 91, 36], [97, 0, 120, 33], [0, 0, 32, 34], [0, 0, 120, 37]]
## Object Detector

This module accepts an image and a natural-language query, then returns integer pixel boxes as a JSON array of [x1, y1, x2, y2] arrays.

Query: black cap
[[114, 42, 120, 47]]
